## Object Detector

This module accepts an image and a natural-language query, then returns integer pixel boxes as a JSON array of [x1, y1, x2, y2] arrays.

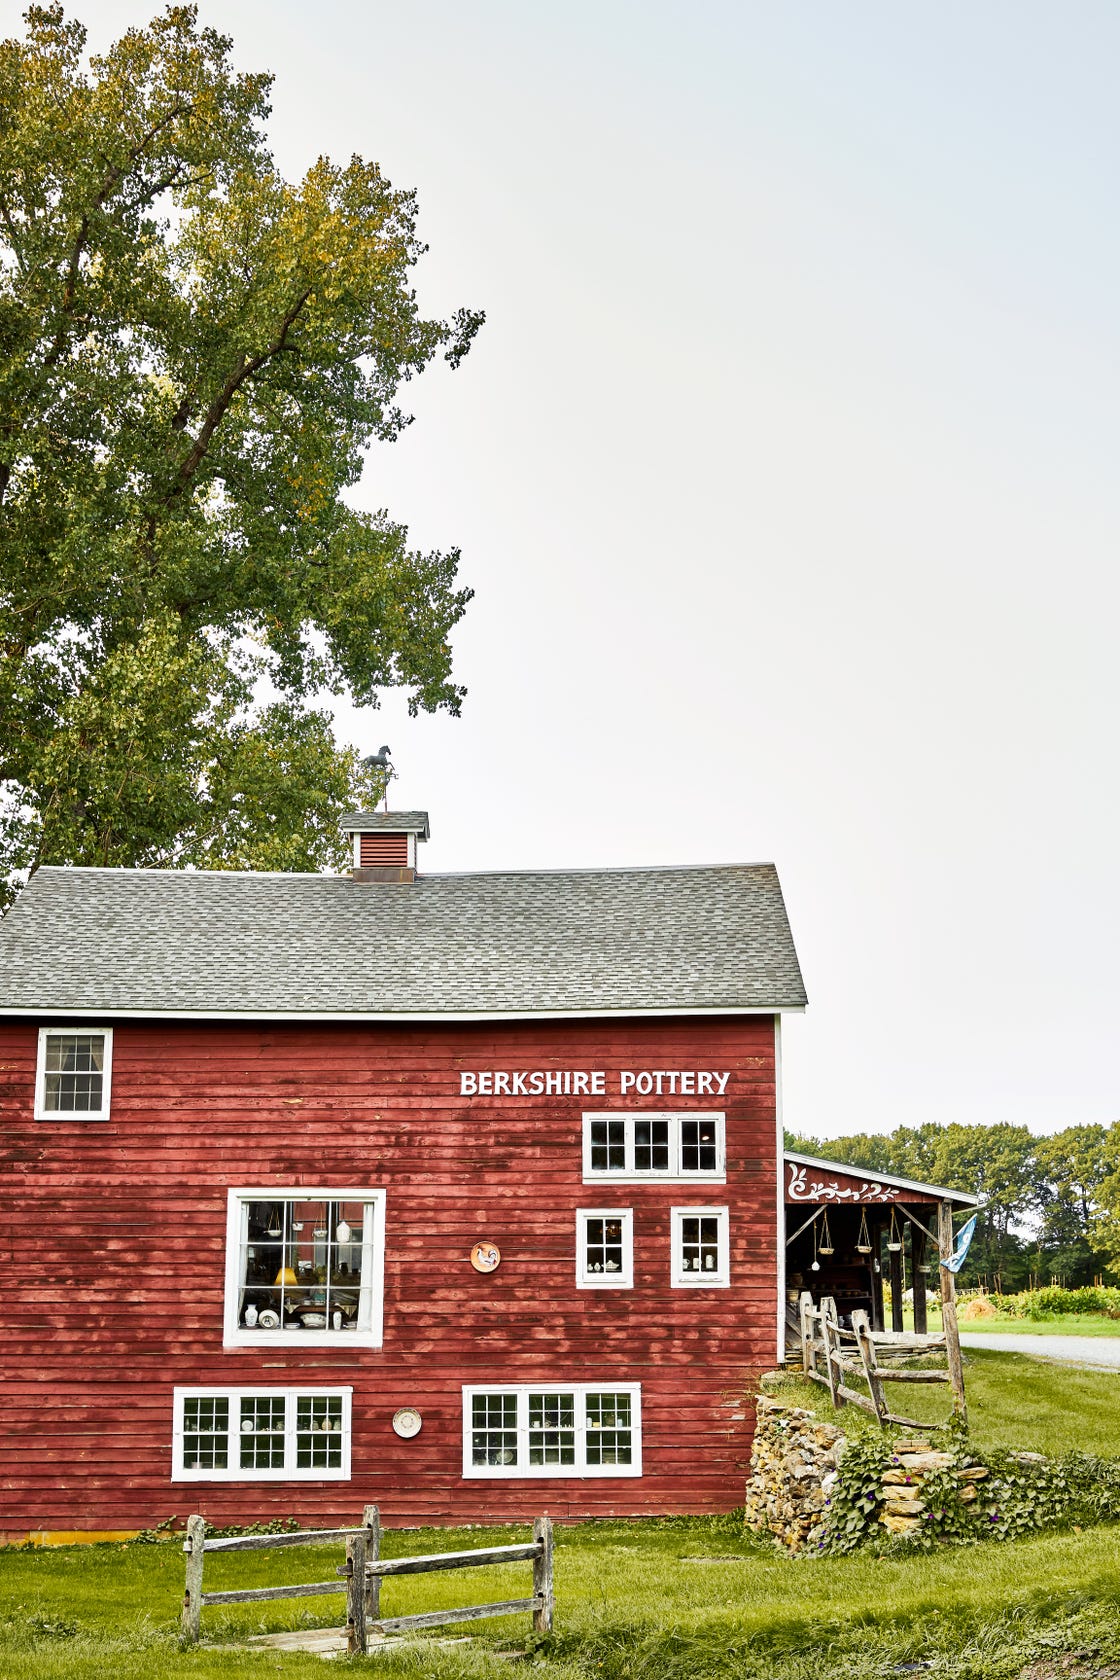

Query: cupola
[[340, 810, 430, 883]]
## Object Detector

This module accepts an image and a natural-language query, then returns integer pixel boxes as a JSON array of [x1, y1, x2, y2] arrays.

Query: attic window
[[35, 1029, 113, 1121]]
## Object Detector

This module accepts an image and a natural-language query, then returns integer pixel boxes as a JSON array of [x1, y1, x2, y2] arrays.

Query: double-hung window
[[463, 1384, 641, 1477], [671, 1206, 730, 1287], [576, 1209, 633, 1287], [582, 1112, 725, 1182], [35, 1028, 113, 1121], [223, 1189, 385, 1348], [172, 1387, 352, 1480]]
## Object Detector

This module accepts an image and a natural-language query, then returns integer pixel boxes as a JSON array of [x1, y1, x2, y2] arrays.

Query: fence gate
[[181, 1505, 554, 1654]]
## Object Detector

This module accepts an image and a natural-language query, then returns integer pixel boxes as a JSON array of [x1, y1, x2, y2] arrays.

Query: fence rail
[[181, 1506, 553, 1654], [799, 1292, 963, 1428]]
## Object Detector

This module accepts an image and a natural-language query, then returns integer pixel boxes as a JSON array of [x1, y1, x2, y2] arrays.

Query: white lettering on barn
[[786, 1162, 896, 1203], [458, 1071, 731, 1097]]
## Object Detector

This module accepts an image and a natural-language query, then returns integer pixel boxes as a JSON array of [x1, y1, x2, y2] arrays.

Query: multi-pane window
[[35, 1028, 112, 1120], [173, 1388, 351, 1481], [576, 1209, 633, 1287], [671, 1206, 730, 1287], [582, 1113, 725, 1182], [463, 1385, 641, 1478], [223, 1189, 385, 1348]]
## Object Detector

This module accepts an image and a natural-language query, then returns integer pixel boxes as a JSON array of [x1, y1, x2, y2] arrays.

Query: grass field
[[2, 1349, 1118, 1680], [776, 1344, 1120, 1458], [902, 1303, 1120, 1336]]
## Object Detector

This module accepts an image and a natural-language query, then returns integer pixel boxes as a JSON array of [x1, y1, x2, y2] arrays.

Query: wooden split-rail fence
[[798, 1292, 966, 1428], [181, 1504, 554, 1654]]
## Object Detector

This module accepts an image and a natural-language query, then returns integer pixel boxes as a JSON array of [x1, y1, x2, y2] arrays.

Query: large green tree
[[0, 5, 481, 908]]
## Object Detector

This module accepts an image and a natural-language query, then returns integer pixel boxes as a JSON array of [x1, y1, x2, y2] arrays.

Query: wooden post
[[181, 1514, 206, 1646], [889, 1239, 904, 1334], [819, 1296, 842, 1410], [912, 1224, 928, 1334], [799, 1291, 815, 1375], [346, 1528, 368, 1656], [938, 1199, 967, 1424], [362, 1504, 381, 1627], [870, 1220, 885, 1331], [532, 1514, 554, 1634], [851, 1309, 887, 1425]]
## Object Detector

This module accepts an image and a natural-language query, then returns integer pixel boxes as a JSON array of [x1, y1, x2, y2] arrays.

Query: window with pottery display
[[223, 1189, 386, 1348], [172, 1386, 352, 1480], [462, 1384, 642, 1477]]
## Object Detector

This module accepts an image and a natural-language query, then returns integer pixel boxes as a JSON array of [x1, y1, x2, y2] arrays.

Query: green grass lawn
[[2, 1519, 1119, 1680], [2, 1350, 1118, 1680], [776, 1345, 1120, 1458]]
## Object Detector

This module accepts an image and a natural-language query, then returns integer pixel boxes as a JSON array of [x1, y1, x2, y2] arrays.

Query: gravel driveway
[[959, 1332, 1120, 1369]]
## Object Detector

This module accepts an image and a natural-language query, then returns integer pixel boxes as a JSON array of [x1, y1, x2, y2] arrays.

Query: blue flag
[[940, 1214, 978, 1275]]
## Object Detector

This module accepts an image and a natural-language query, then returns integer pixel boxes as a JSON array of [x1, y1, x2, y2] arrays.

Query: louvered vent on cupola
[[340, 810, 430, 883]]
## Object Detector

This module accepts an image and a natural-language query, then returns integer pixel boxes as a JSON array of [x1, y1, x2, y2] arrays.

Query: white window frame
[[172, 1386, 352, 1481], [581, 1112, 725, 1183], [575, 1208, 634, 1289], [34, 1026, 114, 1121], [671, 1205, 730, 1288], [223, 1188, 386, 1350], [462, 1383, 642, 1479]]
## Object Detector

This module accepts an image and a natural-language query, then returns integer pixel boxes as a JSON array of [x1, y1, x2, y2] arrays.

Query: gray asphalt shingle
[[0, 863, 806, 1017]]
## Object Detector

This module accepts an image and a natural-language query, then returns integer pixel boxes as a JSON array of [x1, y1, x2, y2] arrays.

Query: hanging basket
[[817, 1209, 834, 1257], [887, 1206, 902, 1253], [855, 1206, 872, 1255]]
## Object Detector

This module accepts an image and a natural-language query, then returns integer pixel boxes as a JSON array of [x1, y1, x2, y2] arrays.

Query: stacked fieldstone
[[879, 1440, 989, 1535], [745, 1398, 992, 1550], [743, 1396, 845, 1553]]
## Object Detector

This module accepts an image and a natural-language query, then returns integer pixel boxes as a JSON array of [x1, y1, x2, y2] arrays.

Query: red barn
[[0, 809, 808, 1541]]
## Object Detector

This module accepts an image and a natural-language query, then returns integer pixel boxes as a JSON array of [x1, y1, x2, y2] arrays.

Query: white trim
[[784, 1153, 980, 1207], [172, 1386, 352, 1482], [775, 1017, 786, 1360], [670, 1206, 730, 1288], [582, 1112, 726, 1183], [5, 1004, 804, 1022], [575, 1209, 634, 1288], [34, 1026, 113, 1121], [461, 1383, 642, 1479], [222, 1189, 385, 1349]]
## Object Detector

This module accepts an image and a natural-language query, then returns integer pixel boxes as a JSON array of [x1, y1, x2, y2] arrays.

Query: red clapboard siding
[[0, 1014, 779, 1534], [358, 831, 409, 865]]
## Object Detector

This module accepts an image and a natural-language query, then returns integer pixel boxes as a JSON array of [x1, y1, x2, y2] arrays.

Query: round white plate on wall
[[392, 1408, 422, 1439]]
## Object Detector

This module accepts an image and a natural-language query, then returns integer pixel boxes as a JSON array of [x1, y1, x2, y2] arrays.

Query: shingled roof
[[0, 862, 805, 1020]]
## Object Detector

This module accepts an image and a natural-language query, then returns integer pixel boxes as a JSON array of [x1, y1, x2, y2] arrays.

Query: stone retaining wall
[[744, 1396, 991, 1552]]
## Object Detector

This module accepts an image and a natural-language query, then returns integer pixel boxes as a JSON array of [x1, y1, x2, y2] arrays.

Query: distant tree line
[[784, 1121, 1120, 1291]]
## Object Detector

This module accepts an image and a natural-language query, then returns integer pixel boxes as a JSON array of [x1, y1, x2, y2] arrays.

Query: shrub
[[996, 1285, 1120, 1319]]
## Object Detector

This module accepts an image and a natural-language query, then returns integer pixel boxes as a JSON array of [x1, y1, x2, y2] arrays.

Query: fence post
[[181, 1514, 206, 1646], [938, 1199, 968, 1424], [799, 1291, 815, 1375], [532, 1514, 553, 1634], [362, 1503, 381, 1627], [346, 1529, 368, 1656]]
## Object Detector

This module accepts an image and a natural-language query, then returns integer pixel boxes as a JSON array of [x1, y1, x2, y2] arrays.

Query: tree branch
[[169, 287, 313, 494]]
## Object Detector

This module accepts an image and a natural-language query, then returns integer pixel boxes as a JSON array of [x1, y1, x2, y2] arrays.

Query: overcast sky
[[28, 1, 1120, 1140]]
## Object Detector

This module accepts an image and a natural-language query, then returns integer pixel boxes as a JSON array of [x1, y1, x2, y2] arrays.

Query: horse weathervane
[[361, 744, 395, 813]]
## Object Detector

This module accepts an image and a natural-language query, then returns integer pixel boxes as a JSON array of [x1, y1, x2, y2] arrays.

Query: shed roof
[[0, 861, 806, 1021], [785, 1152, 979, 1207]]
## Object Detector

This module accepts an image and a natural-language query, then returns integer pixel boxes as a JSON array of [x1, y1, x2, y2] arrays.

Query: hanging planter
[[817, 1209, 834, 1258], [856, 1207, 873, 1255], [887, 1207, 902, 1254]]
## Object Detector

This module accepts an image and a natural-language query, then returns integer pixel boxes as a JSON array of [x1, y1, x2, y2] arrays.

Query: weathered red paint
[[0, 1014, 779, 1535]]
